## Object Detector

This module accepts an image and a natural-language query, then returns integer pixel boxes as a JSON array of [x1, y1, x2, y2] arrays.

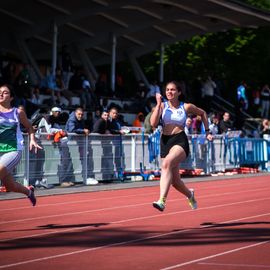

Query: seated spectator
[[43, 68, 73, 107], [219, 112, 234, 134], [92, 110, 110, 134]]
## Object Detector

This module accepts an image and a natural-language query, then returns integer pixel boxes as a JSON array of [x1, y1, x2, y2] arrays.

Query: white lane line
[[1, 195, 270, 243], [0, 213, 270, 269], [1, 187, 269, 225], [0, 177, 267, 211], [0, 191, 157, 211], [198, 262, 270, 268], [160, 240, 270, 270]]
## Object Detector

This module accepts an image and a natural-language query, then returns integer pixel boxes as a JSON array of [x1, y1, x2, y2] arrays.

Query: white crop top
[[161, 101, 187, 127]]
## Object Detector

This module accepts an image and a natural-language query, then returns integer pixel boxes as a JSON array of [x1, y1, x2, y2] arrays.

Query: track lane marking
[[0, 176, 268, 211], [160, 240, 270, 270], [0, 212, 270, 269], [1, 187, 269, 225]]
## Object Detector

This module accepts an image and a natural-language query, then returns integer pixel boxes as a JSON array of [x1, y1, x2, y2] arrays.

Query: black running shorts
[[160, 131, 189, 158]]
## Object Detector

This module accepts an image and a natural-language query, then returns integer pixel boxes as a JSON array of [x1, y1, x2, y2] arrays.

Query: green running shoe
[[187, 189, 197, 210]]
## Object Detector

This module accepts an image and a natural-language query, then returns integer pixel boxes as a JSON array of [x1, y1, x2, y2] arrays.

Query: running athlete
[[0, 84, 42, 206], [150, 81, 213, 211]]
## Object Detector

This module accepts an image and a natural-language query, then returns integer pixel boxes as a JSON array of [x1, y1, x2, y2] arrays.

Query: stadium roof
[[0, 0, 270, 66]]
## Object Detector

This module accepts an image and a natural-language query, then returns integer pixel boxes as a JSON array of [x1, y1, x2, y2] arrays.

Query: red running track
[[0, 175, 270, 270]]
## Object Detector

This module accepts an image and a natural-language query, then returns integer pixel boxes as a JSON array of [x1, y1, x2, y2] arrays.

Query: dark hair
[[0, 83, 15, 97], [165, 80, 185, 101]]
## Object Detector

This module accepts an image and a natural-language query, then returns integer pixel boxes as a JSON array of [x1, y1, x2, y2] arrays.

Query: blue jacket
[[65, 112, 85, 134]]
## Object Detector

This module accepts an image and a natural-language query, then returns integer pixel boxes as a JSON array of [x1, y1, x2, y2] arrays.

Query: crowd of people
[[1, 55, 270, 208]]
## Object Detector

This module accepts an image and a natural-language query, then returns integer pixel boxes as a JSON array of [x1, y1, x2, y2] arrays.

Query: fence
[[14, 132, 269, 186]]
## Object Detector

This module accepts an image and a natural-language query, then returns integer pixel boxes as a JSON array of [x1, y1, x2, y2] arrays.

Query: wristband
[[205, 129, 210, 132]]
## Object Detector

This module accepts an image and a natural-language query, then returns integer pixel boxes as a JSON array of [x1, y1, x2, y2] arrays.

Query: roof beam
[[36, 0, 71, 15], [153, 25, 176, 38], [174, 19, 208, 31], [153, 0, 199, 15], [122, 35, 145, 46], [204, 13, 240, 26], [92, 46, 111, 55], [0, 8, 33, 25], [122, 5, 163, 20], [97, 12, 129, 28], [66, 23, 94, 37], [208, 0, 270, 22]]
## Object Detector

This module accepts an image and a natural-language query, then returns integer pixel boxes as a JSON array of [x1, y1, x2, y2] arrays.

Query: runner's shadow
[[200, 221, 270, 228], [38, 223, 110, 229]]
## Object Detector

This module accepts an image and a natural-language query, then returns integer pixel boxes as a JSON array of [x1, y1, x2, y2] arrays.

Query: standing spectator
[[92, 110, 110, 134], [81, 75, 92, 110], [237, 81, 248, 111], [219, 112, 233, 134], [65, 107, 98, 185], [201, 76, 216, 112], [29, 107, 54, 189], [146, 80, 161, 99], [108, 107, 125, 135], [260, 84, 270, 119], [65, 107, 90, 136], [38, 106, 75, 187]]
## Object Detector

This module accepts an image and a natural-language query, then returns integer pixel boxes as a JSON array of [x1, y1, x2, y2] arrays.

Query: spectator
[[43, 68, 73, 107], [81, 75, 92, 109], [260, 84, 270, 119], [201, 76, 216, 112], [92, 110, 110, 134], [65, 107, 98, 185], [237, 81, 248, 111], [192, 115, 205, 134], [258, 119, 270, 138], [219, 112, 233, 134], [132, 112, 145, 133], [209, 114, 220, 135], [144, 107, 156, 134], [29, 107, 54, 189], [184, 116, 193, 135], [146, 80, 161, 99], [66, 107, 90, 136], [84, 111, 94, 132], [108, 107, 125, 135], [38, 106, 75, 187]]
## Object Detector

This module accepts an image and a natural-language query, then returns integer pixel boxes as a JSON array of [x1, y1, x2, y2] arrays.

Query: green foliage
[[138, 25, 270, 100], [240, 0, 270, 10]]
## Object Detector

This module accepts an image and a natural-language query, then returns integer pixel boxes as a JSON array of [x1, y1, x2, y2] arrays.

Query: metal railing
[[14, 132, 269, 186]]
